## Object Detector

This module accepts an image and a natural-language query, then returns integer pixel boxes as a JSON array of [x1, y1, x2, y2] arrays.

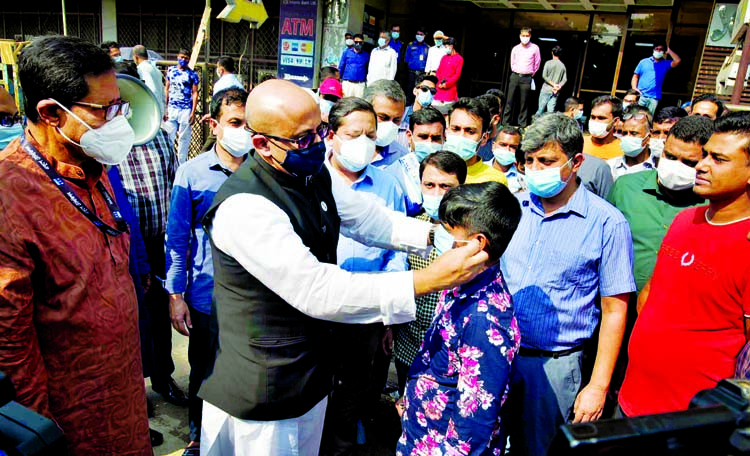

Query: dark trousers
[[187, 305, 212, 442], [143, 233, 175, 384], [504, 72, 533, 127], [321, 322, 385, 456], [395, 358, 410, 397]]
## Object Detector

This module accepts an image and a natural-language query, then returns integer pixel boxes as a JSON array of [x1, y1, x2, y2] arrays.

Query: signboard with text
[[277, 0, 318, 88]]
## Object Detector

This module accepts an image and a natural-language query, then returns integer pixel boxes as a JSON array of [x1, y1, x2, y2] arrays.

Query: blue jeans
[[502, 350, 583, 456], [638, 96, 659, 115], [536, 90, 558, 115]]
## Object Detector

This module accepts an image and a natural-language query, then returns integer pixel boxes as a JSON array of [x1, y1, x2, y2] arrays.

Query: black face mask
[[354, 43, 363, 51], [274, 140, 327, 179]]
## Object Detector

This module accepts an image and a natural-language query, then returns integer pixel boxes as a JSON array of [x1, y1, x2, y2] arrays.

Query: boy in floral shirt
[[397, 181, 522, 456]]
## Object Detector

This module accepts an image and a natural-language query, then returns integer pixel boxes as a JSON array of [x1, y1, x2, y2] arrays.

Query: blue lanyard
[[20, 136, 127, 237]]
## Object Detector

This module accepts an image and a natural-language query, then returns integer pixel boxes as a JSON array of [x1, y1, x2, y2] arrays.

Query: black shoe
[[151, 378, 189, 407], [150, 428, 164, 447]]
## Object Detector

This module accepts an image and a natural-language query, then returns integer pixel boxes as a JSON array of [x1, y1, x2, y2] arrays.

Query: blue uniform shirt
[[405, 42, 429, 71], [339, 48, 370, 82], [390, 39, 404, 61], [372, 140, 409, 169], [634, 57, 672, 100], [165, 149, 240, 314], [501, 184, 636, 351]]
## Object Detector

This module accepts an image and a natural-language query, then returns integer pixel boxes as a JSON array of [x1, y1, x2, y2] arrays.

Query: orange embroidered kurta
[[0, 135, 151, 455]]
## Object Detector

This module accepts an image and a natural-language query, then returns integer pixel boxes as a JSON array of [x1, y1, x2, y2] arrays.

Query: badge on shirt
[[420, 55, 424, 61]]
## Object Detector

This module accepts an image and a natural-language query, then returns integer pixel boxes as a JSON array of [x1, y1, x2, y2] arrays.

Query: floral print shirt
[[397, 264, 521, 456]]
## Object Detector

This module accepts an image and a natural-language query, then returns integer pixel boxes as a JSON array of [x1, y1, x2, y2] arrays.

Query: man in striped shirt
[[500, 113, 635, 456]]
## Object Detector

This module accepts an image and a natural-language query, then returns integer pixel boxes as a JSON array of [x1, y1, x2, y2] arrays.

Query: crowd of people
[[0, 29, 748, 456]]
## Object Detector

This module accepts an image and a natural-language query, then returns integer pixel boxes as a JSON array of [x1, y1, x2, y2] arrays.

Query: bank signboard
[[277, 0, 318, 88]]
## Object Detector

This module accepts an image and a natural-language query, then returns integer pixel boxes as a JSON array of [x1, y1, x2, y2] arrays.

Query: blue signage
[[277, 0, 318, 88]]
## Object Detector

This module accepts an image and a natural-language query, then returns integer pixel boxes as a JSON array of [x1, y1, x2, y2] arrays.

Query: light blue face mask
[[493, 147, 517, 166], [422, 193, 443, 220], [444, 134, 479, 161], [378, 38, 387, 47], [113, 55, 124, 63], [525, 157, 574, 198], [413, 141, 442, 162], [433, 224, 454, 256], [0, 123, 24, 150]]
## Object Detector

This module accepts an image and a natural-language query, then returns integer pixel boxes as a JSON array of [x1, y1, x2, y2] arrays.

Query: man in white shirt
[[132, 44, 165, 115], [213, 56, 244, 95], [425, 30, 446, 76], [199, 79, 488, 456], [367, 31, 398, 84]]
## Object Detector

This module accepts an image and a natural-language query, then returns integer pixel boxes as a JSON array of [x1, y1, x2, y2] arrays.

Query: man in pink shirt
[[504, 27, 541, 128], [435, 37, 464, 105]]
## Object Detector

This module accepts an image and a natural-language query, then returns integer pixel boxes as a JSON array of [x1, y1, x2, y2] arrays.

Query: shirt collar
[[453, 263, 500, 299], [208, 147, 243, 175], [613, 154, 655, 171], [527, 180, 589, 219], [24, 131, 103, 184]]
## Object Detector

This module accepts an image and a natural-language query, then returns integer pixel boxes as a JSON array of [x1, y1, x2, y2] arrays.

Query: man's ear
[[36, 100, 62, 127], [571, 152, 585, 173], [252, 135, 271, 156]]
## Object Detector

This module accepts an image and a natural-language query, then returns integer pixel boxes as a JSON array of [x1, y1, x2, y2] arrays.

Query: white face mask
[[345, 39, 354, 47], [320, 99, 335, 117], [375, 121, 399, 147], [622, 102, 631, 110], [52, 99, 135, 165], [336, 134, 376, 172], [218, 124, 253, 157], [657, 156, 696, 191], [653, 51, 664, 59], [620, 135, 647, 158], [649, 137, 665, 158], [588, 119, 611, 138], [520, 36, 531, 45], [216, 68, 222, 77]]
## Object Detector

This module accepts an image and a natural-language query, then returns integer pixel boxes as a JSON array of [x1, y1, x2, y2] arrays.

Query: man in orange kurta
[[0, 35, 151, 455]]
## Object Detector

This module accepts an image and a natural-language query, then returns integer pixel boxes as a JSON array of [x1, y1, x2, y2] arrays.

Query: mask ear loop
[[49, 99, 94, 148]]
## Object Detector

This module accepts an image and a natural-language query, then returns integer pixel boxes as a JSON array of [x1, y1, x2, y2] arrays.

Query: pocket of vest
[[248, 335, 308, 347]]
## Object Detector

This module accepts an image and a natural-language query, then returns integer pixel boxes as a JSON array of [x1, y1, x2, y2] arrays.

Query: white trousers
[[200, 397, 328, 456], [342, 80, 365, 98], [167, 106, 192, 164]]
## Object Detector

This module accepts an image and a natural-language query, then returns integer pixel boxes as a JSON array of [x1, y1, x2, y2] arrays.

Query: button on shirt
[[510, 42, 541, 75], [635, 57, 673, 100], [327, 161, 408, 273], [607, 153, 655, 181], [501, 185, 636, 351], [405, 42, 429, 71], [339, 48, 369, 82], [165, 149, 239, 314], [367, 46, 398, 84]]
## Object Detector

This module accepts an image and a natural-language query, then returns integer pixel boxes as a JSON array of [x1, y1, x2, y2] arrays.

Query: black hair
[[439, 182, 522, 262], [485, 88, 506, 111], [419, 151, 467, 184], [345, 32, 353, 38], [564, 97, 581, 112], [217, 56, 236, 73], [624, 89, 641, 100], [498, 125, 522, 138], [522, 113, 583, 159], [476, 94, 500, 120], [654, 41, 668, 50], [667, 115, 713, 145], [654, 106, 688, 124], [711, 112, 750, 157], [20, 35, 115, 123], [100, 41, 119, 51], [520, 27, 532, 34], [328, 97, 377, 133], [178, 48, 191, 58], [416, 73, 438, 87], [591, 95, 623, 120], [416, 26, 426, 33], [210, 87, 249, 120], [410, 106, 445, 131], [444, 37, 456, 47], [320, 66, 339, 81], [449, 97, 489, 133], [692, 93, 725, 118], [551, 46, 562, 57], [354, 33, 364, 40], [114, 61, 139, 78]]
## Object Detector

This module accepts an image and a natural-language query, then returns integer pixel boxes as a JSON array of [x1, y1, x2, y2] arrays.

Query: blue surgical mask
[[276, 140, 327, 178], [574, 110, 584, 120], [433, 225, 453, 256], [416, 89, 433, 107], [0, 123, 24, 150], [414, 141, 442, 162], [444, 135, 479, 161], [435, 39, 443, 47], [378, 38, 387, 47], [320, 99, 334, 117], [493, 147, 517, 166], [178, 58, 189, 67], [416, 35, 424, 43], [113, 55, 124, 63], [620, 135, 647, 157], [422, 193, 442, 220], [525, 157, 574, 198], [392, 32, 400, 40]]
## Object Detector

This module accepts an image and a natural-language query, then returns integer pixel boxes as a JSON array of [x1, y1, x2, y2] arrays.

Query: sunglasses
[[246, 122, 331, 149], [0, 113, 22, 127], [622, 112, 650, 122], [72, 100, 131, 121], [418, 86, 437, 95]]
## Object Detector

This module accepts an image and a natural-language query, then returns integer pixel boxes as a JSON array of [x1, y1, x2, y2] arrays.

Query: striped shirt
[[500, 183, 636, 351], [117, 129, 177, 238]]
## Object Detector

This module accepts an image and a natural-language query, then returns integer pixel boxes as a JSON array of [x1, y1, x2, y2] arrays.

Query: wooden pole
[[731, 26, 750, 105], [61, 0, 68, 35]]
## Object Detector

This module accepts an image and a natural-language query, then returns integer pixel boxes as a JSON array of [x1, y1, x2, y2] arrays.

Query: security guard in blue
[[405, 27, 430, 99], [338, 33, 369, 98]]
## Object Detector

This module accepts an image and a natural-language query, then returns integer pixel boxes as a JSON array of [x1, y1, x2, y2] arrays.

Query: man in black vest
[[199, 79, 489, 455]]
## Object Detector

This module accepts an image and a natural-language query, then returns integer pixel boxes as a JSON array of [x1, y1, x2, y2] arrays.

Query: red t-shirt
[[619, 206, 750, 417]]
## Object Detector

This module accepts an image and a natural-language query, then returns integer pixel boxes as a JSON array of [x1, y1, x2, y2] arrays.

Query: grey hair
[[363, 79, 405, 106], [521, 113, 583, 159], [132, 45, 148, 59]]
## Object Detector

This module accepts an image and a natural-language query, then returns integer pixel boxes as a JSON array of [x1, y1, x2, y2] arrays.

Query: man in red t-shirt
[[619, 112, 750, 417]]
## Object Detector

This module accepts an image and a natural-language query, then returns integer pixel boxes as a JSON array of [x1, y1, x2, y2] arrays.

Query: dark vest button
[[322, 225, 327, 233]]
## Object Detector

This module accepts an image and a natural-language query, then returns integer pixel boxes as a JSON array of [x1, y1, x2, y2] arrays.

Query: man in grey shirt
[[579, 153, 613, 199], [536, 46, 566, 114]]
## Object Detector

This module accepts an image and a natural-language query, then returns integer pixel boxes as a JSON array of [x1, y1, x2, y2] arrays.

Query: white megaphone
[[116, 74, 162, 146]]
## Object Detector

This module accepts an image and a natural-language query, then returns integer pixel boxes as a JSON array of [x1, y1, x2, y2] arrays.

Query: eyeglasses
[[246, 122, 331, 149], [72, 100, 131, 121], [622, 112, 650, 122], [0, 113, 22, 127], [418, 86, 437, 95]]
